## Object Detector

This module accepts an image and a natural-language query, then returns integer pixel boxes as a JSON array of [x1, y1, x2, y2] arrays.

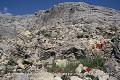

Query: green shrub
[[63, 61, 78, 73], [117, 76, 120, 80], [7, 59, 17, 66], [46, 61, 79, 73], [103, 32, 114, 39], [77, 55, 107, 72], [46, 55, 107, 73]]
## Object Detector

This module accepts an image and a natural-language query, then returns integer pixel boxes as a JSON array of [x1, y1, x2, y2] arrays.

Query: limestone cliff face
[[0, 2, 120, 56], [0, 2, 120, 38], [0, 2, 120, 57]]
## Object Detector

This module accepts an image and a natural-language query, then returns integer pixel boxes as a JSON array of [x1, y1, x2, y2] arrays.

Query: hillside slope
[[0, 2, 120, 80]]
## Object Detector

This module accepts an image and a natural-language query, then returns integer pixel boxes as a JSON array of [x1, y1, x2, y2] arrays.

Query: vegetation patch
[[46, 61, 79, 73], [76, 55, 107, 72], [7, 59, 17, 66]]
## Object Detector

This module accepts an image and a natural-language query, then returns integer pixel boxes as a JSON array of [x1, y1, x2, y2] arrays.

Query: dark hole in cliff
[[38, 64, 42, 69], [35, 12, 37, 16], [16, 44, 25, 55], [37, 38, 40, 41], [45, 10, 50, 13], [77, 34, 83, 38], [24, 54, 30, 59], [69, 7, 75, 13], [50, 51, 56, 56], [36, 31, 41, 35], [22, 60, 33, 66], [44, 40, 46, 43], [42, 51, 56, 60], [62, 47, 79, 55]]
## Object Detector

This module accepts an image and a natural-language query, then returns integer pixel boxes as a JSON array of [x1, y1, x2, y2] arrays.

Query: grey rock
[[111, 32, 120, 60], [61, 75, 70, 80], [30, 70, 54, 80], [108, 76, 117, 80], [12, 73, 29, 80], [42, 51, 56, 60], [104, 58, 120, 76]]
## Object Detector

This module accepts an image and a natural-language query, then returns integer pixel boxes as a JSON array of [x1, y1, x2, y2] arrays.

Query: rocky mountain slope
[[0, 2, 120, 80], [1, 2, 120, 37]]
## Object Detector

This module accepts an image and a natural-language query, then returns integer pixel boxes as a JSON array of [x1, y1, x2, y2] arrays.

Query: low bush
[[46, 61, 79, 73], [46, 55, 107, 73], [77, 55, 107, 72]]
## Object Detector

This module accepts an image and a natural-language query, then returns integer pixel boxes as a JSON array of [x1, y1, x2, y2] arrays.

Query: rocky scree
[[0, 2, 120, 80]]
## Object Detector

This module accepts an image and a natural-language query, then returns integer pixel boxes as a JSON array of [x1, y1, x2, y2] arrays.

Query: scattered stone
[[70, 76, 82, 80], [55, 59, 68, 67], [89, 69, 109, 80], [61, 75, 70, 80], [17, 59, 25, 69], [30, 70, 54, 80], [104, 58, 120, 76], [75, 64, 83, 73]]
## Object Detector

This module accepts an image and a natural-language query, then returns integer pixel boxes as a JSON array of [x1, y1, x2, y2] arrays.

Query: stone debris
[[111, 32, 120, 59], [53, 76, 62, 80], [89, 69, 109, 80], [0, 2, 120, 80], [17, 59, 25, 69], [75, 64, 84, 73], [70, 76, 83, 80], [30, 71, 54, 80], [104, 58, 120, 76], [55, 59, 68, 67]]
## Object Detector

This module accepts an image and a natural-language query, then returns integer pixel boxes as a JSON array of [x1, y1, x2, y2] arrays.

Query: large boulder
[[108, 76, 117, 80], [111, 32, 120, 60], [75, 64, 83, 73], [89, 69, 109, 80], [104, 58, 120, 76], [53, 76, 62, 80], [30, 70, 54, 80], [70, 76, 82, 80], [55, 59, 68, 67], [12, 73, 29, 80]]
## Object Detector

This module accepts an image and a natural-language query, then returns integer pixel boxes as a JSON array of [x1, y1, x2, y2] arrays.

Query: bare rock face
[[0, 2, 120, 55], [111, 32, 120, 59], [30, 70, 54, 80], [108, 76, 117, 80], [33, 2, 120, 59], [104, 58, 120, 76], [12, 73, 29, 80], [0, 14, 36, 38]]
